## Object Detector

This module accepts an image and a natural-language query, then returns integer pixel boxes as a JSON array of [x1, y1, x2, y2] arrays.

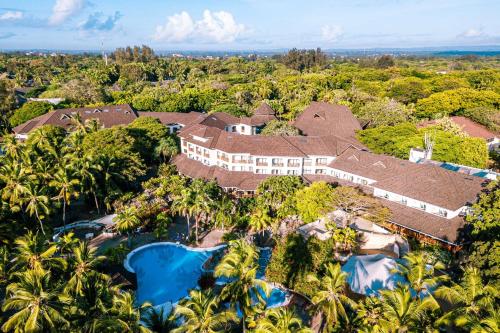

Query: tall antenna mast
[[101, 41, 108, 66]]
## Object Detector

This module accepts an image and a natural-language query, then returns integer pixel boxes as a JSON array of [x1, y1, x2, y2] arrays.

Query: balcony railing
[[233, 159, 251, 164], [303, 162, 312, 167], [272, 163, 284, 167], [256, 162, 268, 166], [288, 163, 300, 167]]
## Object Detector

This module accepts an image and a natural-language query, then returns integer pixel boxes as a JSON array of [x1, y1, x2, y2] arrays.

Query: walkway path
[[197, 229, 225, 248]]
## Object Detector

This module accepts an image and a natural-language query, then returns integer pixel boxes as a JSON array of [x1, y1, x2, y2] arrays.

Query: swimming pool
[[124, 243, 289, 308]]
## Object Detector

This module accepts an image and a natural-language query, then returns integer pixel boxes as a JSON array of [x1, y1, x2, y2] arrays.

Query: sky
[[0, 0, 499, 51]]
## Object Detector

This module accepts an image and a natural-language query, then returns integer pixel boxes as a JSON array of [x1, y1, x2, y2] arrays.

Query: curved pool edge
[[124, 241, 227, 273]]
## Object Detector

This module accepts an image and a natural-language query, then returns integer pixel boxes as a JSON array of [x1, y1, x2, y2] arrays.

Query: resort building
[[12, 102, 489, 248]]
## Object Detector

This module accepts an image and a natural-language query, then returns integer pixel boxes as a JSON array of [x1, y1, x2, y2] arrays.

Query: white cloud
[[460, 27, 485, 38], [153, 10, 246, 43], [154, 11, 195, 42], [322, 25, 343, 42], [49, 0, 86, 25], [79, 11, 122, 32], [0, 11, 23, 20]]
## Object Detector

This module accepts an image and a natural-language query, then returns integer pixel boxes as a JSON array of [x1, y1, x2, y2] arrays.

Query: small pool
[[125, 243, 289, 308]]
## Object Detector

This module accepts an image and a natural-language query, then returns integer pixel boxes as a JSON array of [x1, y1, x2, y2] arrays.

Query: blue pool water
[[125, 243, 287, 307]]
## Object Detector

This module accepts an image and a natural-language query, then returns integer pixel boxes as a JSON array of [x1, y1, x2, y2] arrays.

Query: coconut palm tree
[[249, 207, 274, 236], [1, 269, 69, 333], [50, 166, 80, 228], [435, 267, 497, 329], [1, 133, 23, 160], [214, 195, 235, 231], [109, 291, 151, 333], [65, 241, 107, 296], [378, 285, 439, 333], [20, 183, 50, 235], [0, 245, 9, 287], [254, 307, 312, 333], [13, 231, 66, 273], [142, 307, 175, 333], [457, 307, 499, 333], [0, 160, 32, 208], [171, 289, 238, 333], [171, 187, 195, 238], [154, 136, 179, 162], [72, 153, 102, 214], [214, 240, 270, 332], [393, 251, 447, 298], [57, 231, 79, 255], [116, 207, 141, 247], [307, 263, 355, 332]]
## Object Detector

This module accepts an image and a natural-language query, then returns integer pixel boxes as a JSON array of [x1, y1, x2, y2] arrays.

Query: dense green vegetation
[[0, 49, 499, 332]]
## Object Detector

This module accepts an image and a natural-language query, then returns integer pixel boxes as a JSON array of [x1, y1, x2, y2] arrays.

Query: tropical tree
[[393, 251, 447, 298], [378, 285, 439, 333], [115, 207, 141, 247], [307, 263, 355, 332], [215, 240, 270, 332], [13, 231, 66, 273], [2, 269, 69, 333], [20, 183, 50, 235], [171, 187, 195, 238], [171, 289, 238, 333], [65, 241, 107, 296], [142, 307, 175, 333], [154, 212, 172, 240], [249, 207, 274, 236], [108, 292, 151, 333], [435, 267, 498, 329], [49, 166, 80, 228], [154, 136, 179, 162], [254, 307, 312, 333], [214, 195, 236, 231]]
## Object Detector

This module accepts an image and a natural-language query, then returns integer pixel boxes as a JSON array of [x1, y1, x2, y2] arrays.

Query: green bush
[[10, 101, 53, 127]]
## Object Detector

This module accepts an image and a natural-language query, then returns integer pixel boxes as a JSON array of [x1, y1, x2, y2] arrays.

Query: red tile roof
[[418, 116, 499, 140], [13, 104, 138, 134], [294, 102, 362, 139]]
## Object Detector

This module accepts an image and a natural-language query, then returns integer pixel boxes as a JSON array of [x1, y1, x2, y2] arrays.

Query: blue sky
[[0, 0, 499, 50]]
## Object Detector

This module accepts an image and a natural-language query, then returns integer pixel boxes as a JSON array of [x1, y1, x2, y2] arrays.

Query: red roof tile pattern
[[329, 147, 487, 210], [13, 104, 138, 134], [418, 116, 499, 140], [294, 102, 362, 139]]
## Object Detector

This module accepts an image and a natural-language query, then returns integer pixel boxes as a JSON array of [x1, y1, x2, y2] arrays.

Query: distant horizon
[[1, 0, 499, 50]]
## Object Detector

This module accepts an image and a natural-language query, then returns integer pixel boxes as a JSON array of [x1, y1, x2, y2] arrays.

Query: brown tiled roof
[[13, 104, 138, 134], [254, 102, 275, 116], [138, 111, 206, 126], [381, 200, 466, 245], [172, 154, 269, 191], [294, 102, 362, 139], [329, 147, 488, 210], [418, 116, 499, 140], [180, 124, 365, 157]]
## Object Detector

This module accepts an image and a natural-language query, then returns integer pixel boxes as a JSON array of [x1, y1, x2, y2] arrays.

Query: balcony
[[272, 163, 284, 167], [204, 153, 210, 158], [233, 158, 251, 164], [256, 162, 268, 166], [288, 162, 300, 167], [219, 156, 229, 162]]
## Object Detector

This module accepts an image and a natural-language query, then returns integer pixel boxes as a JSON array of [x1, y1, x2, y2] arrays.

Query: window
[[315, 169, 326, 175], [288, 159, 300, 167], [271, 169, 280, 175], [287, 170, 299, 175], [361, 179, 368, 185], [232, 126, 236, 132], [272, 158, 283, 166], [304, 158, 312, 166], [256, 158, 268, 166], [384, 193, 389, 199], [241, 126, 245, 132], [256, 169, 264, 174], [438, 209, 448, 217], [316, 158, 327, 165], [420, 203, 426, 211], [304, 169, 312, 174], [401, 198, 407, 205]]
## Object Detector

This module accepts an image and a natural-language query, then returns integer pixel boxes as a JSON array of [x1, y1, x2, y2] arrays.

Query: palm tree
[[214, 195, 235, 231], [142, 307, 175, 333], [0, 245, 9, 287], [171, 187, 195, 238], [171, 289, 238, 333], [393, 251, 447, 297], [116, 207, 141, 247], [1, 133, 23, 160], [65, 241, 107, 296], [435, 267, 497, 329], [249, 207, 274, 236], [254, 307, 312, 333], [457, 307, 499, 333], [57, 231, 79, 255], [2, 269, 69, 332], [0, 160, 32, 208], [20, 183, 51, 235], [154, 136, 179, 162], [50, 167, 80, 228], [378, 285, 439, 333], [72, 153, 102, 214], [13, 231, 66, 273], [307, 263, 355, 332], [109, 291, 151, 333], [214, 240, 270, 332], [192, 191, 211, 244]]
